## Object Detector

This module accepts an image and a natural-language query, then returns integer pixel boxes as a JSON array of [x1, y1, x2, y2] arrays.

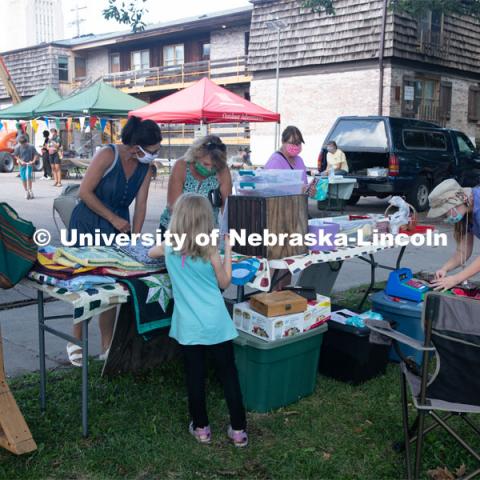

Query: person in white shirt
[[321, 141, 349, 176]]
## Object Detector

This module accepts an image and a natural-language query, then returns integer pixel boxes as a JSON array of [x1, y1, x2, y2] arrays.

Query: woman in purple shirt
[[264, 126, 308, 184]]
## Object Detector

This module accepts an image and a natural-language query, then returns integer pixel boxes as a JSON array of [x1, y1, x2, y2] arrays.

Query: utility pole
[[69, 3, 87, 38]]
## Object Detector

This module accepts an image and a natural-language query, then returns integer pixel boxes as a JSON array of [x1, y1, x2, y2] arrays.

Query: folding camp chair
[[366, 292, 480, 480]]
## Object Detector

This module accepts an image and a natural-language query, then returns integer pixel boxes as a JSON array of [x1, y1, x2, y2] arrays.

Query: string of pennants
[[0, 117, 127, 134]]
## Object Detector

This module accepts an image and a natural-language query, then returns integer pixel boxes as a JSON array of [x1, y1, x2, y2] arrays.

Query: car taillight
[[389, 154, 399, 176], [317, 151, 324, 171]]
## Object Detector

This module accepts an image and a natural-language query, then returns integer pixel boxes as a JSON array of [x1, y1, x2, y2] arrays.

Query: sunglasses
[[205, 141, 226, 152]]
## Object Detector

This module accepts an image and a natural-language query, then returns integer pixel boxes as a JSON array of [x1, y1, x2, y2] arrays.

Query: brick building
[[248, 0, 480, 166]]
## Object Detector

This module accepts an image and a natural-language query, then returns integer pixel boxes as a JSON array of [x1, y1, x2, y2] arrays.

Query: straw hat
[[427, 179, 472, 218]]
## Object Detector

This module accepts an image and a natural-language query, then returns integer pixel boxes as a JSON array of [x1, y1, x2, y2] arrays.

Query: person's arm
[[132, 166, 153, 234], [211, 235, 232, 289], [78, 147, 130, 232], [165, 159, 187, 213], [431, 233, 475, 290], [148, 244, 164, 258], [217, 166, 232, 213]]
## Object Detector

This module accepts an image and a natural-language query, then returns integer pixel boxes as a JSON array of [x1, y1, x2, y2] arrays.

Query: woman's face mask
[[195, 161, 217, 177], [285, 143, 302, 157], [444, 207, 464, 224], [136, 145, 160, 164]]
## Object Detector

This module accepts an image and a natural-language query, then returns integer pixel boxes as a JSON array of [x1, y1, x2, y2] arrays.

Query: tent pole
[[168, 124, 171, 174], [110, 120, 113, 143]]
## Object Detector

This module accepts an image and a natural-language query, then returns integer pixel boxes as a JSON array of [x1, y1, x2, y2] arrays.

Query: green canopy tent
[[0, 86, 61, 120], [36, 81, 147, 117], [36, 81, 147, 155]]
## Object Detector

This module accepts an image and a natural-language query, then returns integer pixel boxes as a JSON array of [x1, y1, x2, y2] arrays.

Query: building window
[[402, 76, 440, 122], [202, 43, 211, 61], [74, 57, 86, 79], [468, 86, 480, 123], [58, 56, 69, 82], [131, 49, 150, 71], [245, 32, 250, 55], [417, 10, 443, 47], [110, 53, 121, 73], [163, 44, 184, 67]]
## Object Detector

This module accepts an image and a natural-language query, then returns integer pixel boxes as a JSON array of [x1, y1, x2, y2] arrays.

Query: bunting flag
[[120, 118, 127, 130], [0, 122, 3, 131], [100, 119, 107, 131], [79, 117, 85, 131], [66, 117, 72, 131], [55, 118, 61, 131], [31, 119, 38, 133], [44, 118, 49, 129], [89, 116, 98, 129]]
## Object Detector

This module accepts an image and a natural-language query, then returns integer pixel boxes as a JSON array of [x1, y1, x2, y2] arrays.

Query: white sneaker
[[29, 190, 34, 199], [25, 191, 30, 199]]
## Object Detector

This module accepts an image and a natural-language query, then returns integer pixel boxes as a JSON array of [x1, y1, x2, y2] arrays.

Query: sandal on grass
[[66, 342, 82, 367], [227, 426, 248, 447], [189, 422, 211, 444]]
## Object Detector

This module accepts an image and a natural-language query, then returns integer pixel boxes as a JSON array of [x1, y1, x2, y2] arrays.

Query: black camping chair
[[366, 292, 480, 480]]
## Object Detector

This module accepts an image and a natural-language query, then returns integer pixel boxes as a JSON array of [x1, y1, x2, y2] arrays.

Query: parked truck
[[318, 116, 480, 211]]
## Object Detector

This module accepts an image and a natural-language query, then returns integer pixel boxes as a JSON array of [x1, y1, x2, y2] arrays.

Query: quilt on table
[[24, 278, 129, 323], [119, 273, 173, 337]]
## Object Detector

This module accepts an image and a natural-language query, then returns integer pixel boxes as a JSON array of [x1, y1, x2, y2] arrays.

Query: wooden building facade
[[248, 0, 480, 166]]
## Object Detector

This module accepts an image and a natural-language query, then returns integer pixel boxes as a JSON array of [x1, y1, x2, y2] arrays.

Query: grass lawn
[[0, 284, 477, 479]]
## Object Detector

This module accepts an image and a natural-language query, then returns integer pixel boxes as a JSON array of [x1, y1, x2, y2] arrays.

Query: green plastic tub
[[233, 324, 328, 413]]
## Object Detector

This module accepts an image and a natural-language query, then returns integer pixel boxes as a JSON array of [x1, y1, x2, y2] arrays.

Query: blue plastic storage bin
[[371, 291, 424, 364]]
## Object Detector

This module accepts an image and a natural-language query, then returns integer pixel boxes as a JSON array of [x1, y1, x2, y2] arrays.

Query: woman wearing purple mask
[[264, 126, 308, 184]]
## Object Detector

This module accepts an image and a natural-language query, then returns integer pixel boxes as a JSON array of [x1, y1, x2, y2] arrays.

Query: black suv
[[318, 116, 480, 211]]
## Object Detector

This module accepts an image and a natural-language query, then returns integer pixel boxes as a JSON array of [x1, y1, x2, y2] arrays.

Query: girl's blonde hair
[[168, 193, 217, 260], [183, 135, 227, 171]]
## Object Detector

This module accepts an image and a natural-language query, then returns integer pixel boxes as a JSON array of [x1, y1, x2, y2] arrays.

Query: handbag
[[53, 184, 80, 232], [0, 203, 37, 289], [208, 187, 222, 208]]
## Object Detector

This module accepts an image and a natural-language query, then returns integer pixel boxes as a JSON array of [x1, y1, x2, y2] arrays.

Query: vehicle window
[[425, 132, 447, 150], [403, 130, 426, 149], [328, 120, 388, 149], [455, 133, 476, 155]]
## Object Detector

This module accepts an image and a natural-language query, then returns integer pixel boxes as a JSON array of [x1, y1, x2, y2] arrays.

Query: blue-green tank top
[[159, 162, 220, 229], [164, 245, 237, 345]]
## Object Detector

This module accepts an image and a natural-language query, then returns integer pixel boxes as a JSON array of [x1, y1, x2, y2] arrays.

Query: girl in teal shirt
[[149, 193, 247, 447]]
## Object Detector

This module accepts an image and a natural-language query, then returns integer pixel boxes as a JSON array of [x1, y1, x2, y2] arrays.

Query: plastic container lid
[[234, 323, 327, 349]]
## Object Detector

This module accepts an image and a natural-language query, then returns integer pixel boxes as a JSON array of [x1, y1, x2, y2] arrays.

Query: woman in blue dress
[[66, 116, 162, 366]]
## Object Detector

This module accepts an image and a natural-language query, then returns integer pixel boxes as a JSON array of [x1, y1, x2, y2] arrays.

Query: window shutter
[[468, 87, 479, 123], [439, 81, 452, 121]]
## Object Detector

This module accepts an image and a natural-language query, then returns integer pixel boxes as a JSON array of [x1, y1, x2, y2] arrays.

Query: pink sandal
[[189, 422, 211, 444], [227, 425, 248, 447]]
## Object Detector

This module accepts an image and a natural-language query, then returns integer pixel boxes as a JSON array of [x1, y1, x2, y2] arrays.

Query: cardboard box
[[249, 290, 307, 317], [304, 295, 331, 331], [234, 295, 331, 341]]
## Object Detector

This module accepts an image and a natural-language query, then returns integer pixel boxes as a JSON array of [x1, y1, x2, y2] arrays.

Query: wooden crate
[[227, 194, 308, 259], [249, 291, 307, 317]]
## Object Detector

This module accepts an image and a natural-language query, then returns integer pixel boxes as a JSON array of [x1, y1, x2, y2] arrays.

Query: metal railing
[[102, 56, 250, 90]]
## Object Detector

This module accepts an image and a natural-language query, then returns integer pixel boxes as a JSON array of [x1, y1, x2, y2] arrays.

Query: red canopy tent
[[129, 77, 280, 124]]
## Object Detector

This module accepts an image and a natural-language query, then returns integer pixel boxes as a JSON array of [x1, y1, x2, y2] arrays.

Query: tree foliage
[[102, 0, 148, 33], [302, 0, 335, 15]]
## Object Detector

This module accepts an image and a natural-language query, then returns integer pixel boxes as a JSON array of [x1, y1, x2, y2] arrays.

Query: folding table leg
[[37, 291, 46, 412], [81, 320, 89, 438], [358, 254, 376, 310]]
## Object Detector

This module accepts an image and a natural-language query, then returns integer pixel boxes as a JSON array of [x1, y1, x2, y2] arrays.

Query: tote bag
[[0, 203, 37, 289]]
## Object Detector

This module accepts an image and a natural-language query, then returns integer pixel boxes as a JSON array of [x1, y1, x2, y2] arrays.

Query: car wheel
[[407, 177, 430, 212], [346, 194, 360, 206], [0, 152, 14, 173], [33, 156, 43, 172]]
